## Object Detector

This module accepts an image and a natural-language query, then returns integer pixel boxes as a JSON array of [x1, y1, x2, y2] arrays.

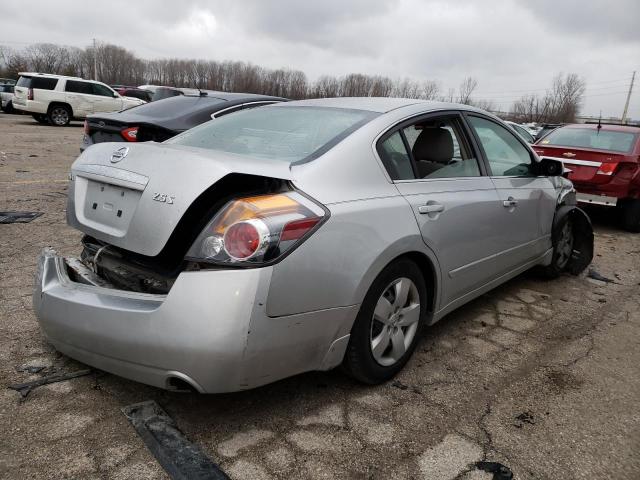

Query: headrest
[[412, 127, 454, 164]]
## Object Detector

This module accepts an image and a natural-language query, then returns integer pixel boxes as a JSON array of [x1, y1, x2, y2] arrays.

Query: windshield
[[168, 106, 378, 163], [541, 127, 637, 153]]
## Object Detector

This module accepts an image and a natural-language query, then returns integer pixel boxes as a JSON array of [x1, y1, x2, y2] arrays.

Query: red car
[[533, 123, 640, 232]]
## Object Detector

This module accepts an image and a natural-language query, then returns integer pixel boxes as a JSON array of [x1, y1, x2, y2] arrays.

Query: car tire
[[32, 114, 49, 124], [47, 105, 71, 126], [620, 199, 640, 233], [540, 214, 575, 278], [3, 100, 14, 114], [343, 258, 427, 384]]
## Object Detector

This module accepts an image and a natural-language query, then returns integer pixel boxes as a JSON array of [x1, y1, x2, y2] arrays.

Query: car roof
[[277, 97, 485, 114], [18, 72, 82, 80], [561, 123, 640, 133]]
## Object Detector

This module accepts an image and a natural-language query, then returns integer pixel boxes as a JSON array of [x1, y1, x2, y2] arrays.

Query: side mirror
[[538, 157, 564, 176]]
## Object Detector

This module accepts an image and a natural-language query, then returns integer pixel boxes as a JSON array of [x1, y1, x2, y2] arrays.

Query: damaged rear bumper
[[33, 248, 354, 393]]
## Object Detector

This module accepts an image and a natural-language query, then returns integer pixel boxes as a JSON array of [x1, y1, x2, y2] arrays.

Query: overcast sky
[[1, 0, 638, 119]]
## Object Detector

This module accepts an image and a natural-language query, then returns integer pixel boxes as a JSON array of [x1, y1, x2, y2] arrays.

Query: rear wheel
[[620, 199, 640, 233], [48, 105, 71, 126], [343, 258, 427, 384]]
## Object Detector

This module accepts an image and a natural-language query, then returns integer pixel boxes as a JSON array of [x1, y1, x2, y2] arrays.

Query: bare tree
[[458, 76, 478, 104], [510, 73, 585, 123], [420, 80, 440, 100]]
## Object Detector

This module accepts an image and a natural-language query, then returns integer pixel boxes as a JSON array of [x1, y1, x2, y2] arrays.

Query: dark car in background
[[81, 91, 286, 151], [505, 121, 535, 143], [0, 84, 15, 112], [535, 123, 563, 142], [533, 123, 640, 231], [111, 86, 153, 103]]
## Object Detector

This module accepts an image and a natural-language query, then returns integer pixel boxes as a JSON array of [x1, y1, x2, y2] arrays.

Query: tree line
[[0, 42, 585, 123]]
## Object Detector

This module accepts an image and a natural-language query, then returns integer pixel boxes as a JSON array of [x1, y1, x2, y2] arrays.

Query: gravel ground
[[0, 112, 639, 480]]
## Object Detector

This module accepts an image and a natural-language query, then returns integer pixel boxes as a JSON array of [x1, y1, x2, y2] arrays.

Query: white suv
[[13, 73, 146, 126]]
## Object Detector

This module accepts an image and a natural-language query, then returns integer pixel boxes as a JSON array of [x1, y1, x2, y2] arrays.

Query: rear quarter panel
[[266, 195, 441, 319]]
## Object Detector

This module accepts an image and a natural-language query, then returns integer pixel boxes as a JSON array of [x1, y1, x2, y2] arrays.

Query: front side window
[[468, 116, 533, 176], [65, 80, 93, 94], [92, 83, 115, 97], [169, 106, 377, 163], [540, 127, 637, 153]]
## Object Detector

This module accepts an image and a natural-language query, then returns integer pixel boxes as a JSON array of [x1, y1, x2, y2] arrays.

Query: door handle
[[502, 197, 518, 208], [418, 203, 444, 214]]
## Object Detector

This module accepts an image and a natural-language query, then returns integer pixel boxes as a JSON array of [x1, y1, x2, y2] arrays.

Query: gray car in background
[[33, 98, 593, 393]]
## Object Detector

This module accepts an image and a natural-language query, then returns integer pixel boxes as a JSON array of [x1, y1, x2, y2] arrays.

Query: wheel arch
[[354, 240, 442, 321], [48, 101, 74, 118]]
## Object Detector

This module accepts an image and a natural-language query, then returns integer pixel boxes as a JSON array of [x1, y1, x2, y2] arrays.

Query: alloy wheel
[[555, 220, 574, 269], [370, 277, 420, 367], [51, 107, 69, 126]]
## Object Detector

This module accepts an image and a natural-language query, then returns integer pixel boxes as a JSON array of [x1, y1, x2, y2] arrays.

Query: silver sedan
[[33, 98, 593, 393]]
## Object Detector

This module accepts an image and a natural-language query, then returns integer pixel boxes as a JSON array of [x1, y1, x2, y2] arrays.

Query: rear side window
[[65, 80, 93, 94], [17, 76, 58, 90], [378, 116, 481, 180], [540, 127, 637, 153], [378, 132, 415, 180]]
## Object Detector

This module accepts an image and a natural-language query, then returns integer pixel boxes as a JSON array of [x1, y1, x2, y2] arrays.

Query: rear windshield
[[152, 88, 184, 101], [541, 127, 637, 153], [167, 106, 378, 163], [123, 95, 225, 117], [16, 76, 58, 90]]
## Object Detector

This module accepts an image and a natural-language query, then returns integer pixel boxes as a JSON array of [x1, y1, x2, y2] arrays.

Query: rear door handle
[[418, 203, 444, 214], [502, 197, 518, 208]]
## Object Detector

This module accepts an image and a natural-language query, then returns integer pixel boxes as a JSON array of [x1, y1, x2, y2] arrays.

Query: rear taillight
[[596, 162, 618, 176], [27, 88, 34, 100], [83, 120, 89, 135], [120, 126, 138, 142], [186, 192, 327, 265]]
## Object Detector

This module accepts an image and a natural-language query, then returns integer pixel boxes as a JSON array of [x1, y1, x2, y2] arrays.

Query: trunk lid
[[67, 142, 293, 256], [532, 144, 633, 184]]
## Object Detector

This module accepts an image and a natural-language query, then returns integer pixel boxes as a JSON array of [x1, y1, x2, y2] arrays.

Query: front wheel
[[540, 214, 574, 278], [48, 105, 71, 126], [343, 258, 427, 384]]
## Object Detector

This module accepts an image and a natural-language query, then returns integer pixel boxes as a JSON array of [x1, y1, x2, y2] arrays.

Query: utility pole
[[93, 38, 98, 81], [621, 70, 635, 124]]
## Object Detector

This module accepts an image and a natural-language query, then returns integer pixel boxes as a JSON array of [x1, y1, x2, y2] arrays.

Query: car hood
[[67, 142, 293, 256]]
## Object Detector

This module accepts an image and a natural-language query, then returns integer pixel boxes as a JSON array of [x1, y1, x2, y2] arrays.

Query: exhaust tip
[[166, 376, 199, 393]]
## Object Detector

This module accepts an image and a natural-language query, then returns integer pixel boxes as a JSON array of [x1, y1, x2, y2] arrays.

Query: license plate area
[[81, 179, 141, 236]]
